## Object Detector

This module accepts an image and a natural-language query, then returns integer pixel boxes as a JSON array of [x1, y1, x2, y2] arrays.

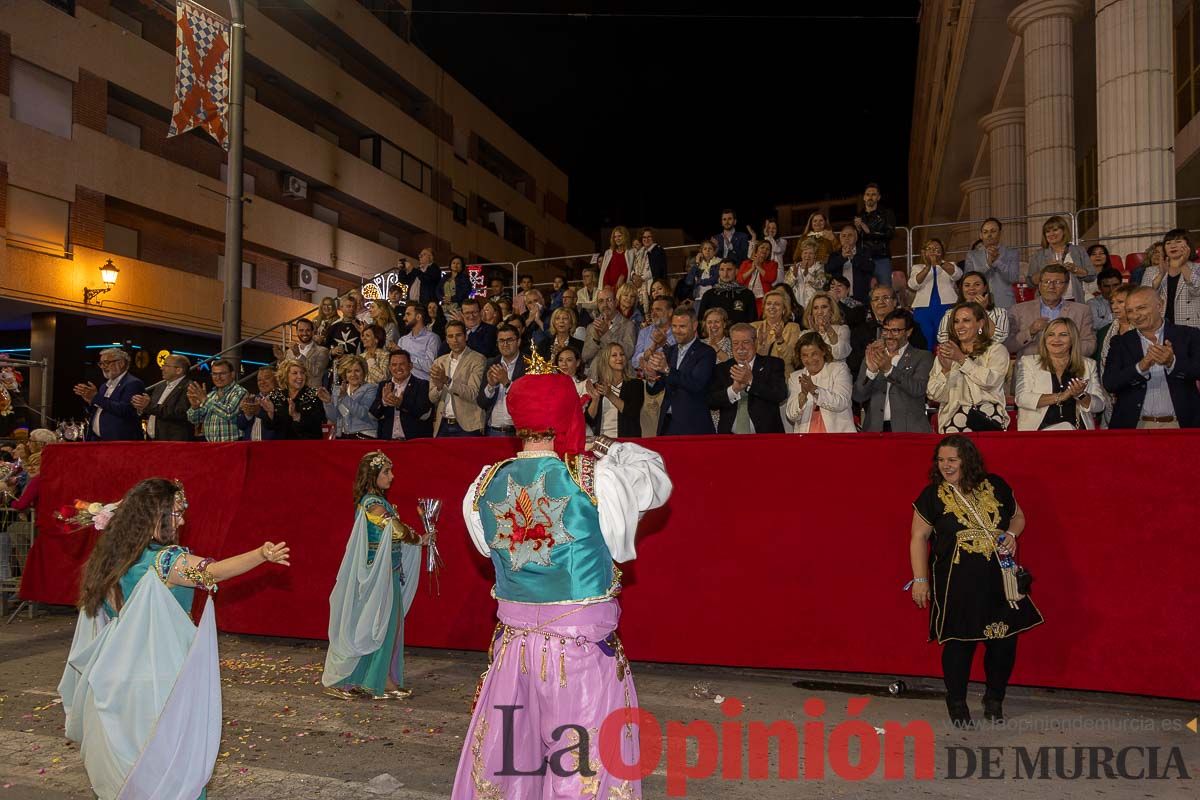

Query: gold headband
[[368, 451, 392, 471]]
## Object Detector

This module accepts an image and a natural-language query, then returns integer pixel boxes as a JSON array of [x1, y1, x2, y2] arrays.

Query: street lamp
[[84, 259, 120, 304]]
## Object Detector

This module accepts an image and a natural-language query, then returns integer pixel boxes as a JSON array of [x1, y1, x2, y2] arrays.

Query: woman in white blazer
[[909, 238, 962, 349], [1015, 317, 1105, 431], [927, 302, 1010, 433], [785, 331, 856, 433]]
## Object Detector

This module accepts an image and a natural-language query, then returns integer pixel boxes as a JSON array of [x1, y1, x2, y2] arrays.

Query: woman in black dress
[[909, 434, 1043, 727]]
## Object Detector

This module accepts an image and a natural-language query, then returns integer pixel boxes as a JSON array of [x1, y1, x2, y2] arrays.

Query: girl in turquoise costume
[[322, 450, 426, 700], [61, 478, 291, 800]]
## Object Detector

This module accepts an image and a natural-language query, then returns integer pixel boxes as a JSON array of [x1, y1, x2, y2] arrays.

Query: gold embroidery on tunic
[[472, 458, 518, 511], [983, 622, 1010, 639], [608, 782, 640, 800], [939, 480, 1002, 563]]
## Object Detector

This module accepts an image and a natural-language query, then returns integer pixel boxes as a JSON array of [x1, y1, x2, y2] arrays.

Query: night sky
[[412, 1, 922, 242]]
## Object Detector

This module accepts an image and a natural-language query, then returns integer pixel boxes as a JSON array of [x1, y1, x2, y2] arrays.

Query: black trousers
[[941, 636, 1018, 702]]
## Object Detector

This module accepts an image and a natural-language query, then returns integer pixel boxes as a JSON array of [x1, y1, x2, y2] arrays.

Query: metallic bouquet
[[417, 497, 445, 594]]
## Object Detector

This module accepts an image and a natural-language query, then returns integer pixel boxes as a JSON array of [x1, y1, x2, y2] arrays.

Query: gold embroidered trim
[[472, 458, 517, 511], [566, 453, 598, 505], [469, 718, 505, 800]]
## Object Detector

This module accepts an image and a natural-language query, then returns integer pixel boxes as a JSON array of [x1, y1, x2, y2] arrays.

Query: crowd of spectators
[[7, 188, 1200, 468]]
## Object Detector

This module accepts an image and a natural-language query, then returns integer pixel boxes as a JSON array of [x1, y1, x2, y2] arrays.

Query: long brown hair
[[78, 478, 180, 617], [946, 301, 994, 358], [353, 451, 390, 505]]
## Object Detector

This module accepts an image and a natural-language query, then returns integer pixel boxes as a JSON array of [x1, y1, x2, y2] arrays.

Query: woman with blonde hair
[[1015, 317, 1105, 431], [753, 289, 802, 374], [927, 302, 1010, 433], [585, 342, 644, 439], [615, 282, 643, 326], [793, 210, 837, 263], [319, 355, 380, 439], [315, 296, 340, 347], [598, 225, 632, 289], [1027, 215, 1092, 301], [800, 291, 851, 361], [536, 307, 584, 361], [262, 359, 325, 439], [783, 239, 827, 309], [368, 299, 401, 348], [737, 240, 779, 317]]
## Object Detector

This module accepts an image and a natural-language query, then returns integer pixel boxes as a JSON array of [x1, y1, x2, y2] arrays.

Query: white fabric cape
[[322, 507, 421, 687], [59, 571, 221, 800]]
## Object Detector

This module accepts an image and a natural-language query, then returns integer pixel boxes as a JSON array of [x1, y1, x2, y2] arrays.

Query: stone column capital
[[979, 107, 1026, 134], [1008, 0, 1087, 36], [960, 176, 992, 194]]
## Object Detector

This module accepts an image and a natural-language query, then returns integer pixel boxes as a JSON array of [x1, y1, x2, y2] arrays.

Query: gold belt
[[953, 528, 997, 562]]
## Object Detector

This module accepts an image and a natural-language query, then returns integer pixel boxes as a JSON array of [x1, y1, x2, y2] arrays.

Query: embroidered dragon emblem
[[487, 474, 573, 571]]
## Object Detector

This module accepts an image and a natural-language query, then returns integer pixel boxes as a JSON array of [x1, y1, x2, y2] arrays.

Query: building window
[[452, 191, 468, 225], [312, 203, 340, 227], [361, 135, 433, 197], [7, 186, 71, 257], [106, 114, 142, 148], [454, 126, 470, 162], [10, 59, 73, 139], [104, 222, 140, 259], [108, 6, 143, 36], [1176, 2, 1200, 132]]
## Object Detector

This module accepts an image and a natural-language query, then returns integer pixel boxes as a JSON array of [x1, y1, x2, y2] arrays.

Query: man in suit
[[708, 324, 787, 434], [581, 287, 637, 374], [643, 308, 716, 435], [273, 318, 329, 389], [371, 349, 433, 440], [849, 286, 929, 377], [1103, 286, 1200, 429], [476, 324, 527, 436], [825, 225, 875, 304], [853, 309, 933, 432], [715, 209, 750, 264], [237, 367, 279, 441], [639, 228, 668, 281], [131, 354, 194, 441], [1007, 264, 1096, 358], [429, 320, 486, 436], [74, 348, 145, 441], [461, 297, 498, 359]]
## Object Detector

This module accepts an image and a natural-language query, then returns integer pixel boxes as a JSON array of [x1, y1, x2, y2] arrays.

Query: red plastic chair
[[1124, 252, 1144, 273], [1108, 254, 1124, 273]]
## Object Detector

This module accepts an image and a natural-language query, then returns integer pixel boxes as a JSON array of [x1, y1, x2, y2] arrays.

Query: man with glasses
[[1007, 264, 1096, 358], [476, 325, 527, 436], [853, 309, 933, 432], [186, 358, 248, 442], [132, 354, 194, 441], [74, 348, 146, 441], [848, 285, 928, 377]]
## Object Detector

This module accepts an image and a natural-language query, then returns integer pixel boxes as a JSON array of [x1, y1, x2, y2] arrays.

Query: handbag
[[963, 405, 1006, 432], [1015, 566, 1033, 595]]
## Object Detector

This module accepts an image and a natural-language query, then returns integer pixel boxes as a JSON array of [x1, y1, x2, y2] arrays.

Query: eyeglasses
[[1041, 279, 1066, 287], [211, 370, 232, 377], [497, 337, 519, 344], [98, 359, 120, 366], [881, 327, 909, 334]]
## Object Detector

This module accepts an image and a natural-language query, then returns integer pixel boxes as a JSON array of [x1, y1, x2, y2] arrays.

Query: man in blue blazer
[[644, 308, 716, 435], [369, 350, 434, 440], [74, 348, 145, 441], [1103, 286, 1200, 429], [476, 324, 528, 436]]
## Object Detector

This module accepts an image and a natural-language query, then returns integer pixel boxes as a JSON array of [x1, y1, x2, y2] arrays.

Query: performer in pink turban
[[452, 351, 672, 799]]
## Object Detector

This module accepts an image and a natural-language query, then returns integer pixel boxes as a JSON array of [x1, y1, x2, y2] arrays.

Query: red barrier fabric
[[22, 432, 1200, 700]]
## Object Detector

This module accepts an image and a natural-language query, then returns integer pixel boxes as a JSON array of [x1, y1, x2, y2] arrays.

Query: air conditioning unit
[[282, 173, 308, 199], [289, 262, 319, 292]]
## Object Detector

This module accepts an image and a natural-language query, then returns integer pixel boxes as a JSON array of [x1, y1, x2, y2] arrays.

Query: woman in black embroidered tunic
[[909, 434, 1043, 727]]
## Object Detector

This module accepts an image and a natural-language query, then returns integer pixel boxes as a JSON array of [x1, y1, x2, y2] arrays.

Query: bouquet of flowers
[[56, 499, 119, 532]]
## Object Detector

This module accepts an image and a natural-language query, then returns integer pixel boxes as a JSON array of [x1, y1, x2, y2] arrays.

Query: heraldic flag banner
[[168, 0, 232, 150]]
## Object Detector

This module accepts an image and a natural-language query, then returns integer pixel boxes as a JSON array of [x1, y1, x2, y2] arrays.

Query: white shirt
[[865, 344, 908, 422], [842, 248, 858, 296], [296, 342, 314, 358], [147, 376, 185, 439], [391, 377, 410, 439], [92, 371, 127, 436], [600, 382, 623, 437], [483, 356, 520, 428], [675, 337, 696, 370], [444, 352, 462, 418]]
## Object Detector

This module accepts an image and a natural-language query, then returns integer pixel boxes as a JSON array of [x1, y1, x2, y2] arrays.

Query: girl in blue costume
[[322, 451, 426, 701], [62, 478, 291, 800]]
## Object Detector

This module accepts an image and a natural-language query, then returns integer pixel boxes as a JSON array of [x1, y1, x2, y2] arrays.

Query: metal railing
[[0, 507, 35, 622], [0, 357, 51, 429], [1075, 196, 1200, 253]]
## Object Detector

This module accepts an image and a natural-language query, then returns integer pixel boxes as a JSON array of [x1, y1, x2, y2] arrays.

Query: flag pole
[[221, 0, 246, 368]]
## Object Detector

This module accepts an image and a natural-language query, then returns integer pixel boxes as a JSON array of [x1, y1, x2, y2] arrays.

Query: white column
[[1009, 0, 1087, 244], [1095, 0, 1175, 252], [980, 108, 1027, 248], [961, 176, 993, 222]]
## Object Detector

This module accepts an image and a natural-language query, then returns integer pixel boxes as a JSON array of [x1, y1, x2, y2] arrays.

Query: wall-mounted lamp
[[84, 260, 120, 304]]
